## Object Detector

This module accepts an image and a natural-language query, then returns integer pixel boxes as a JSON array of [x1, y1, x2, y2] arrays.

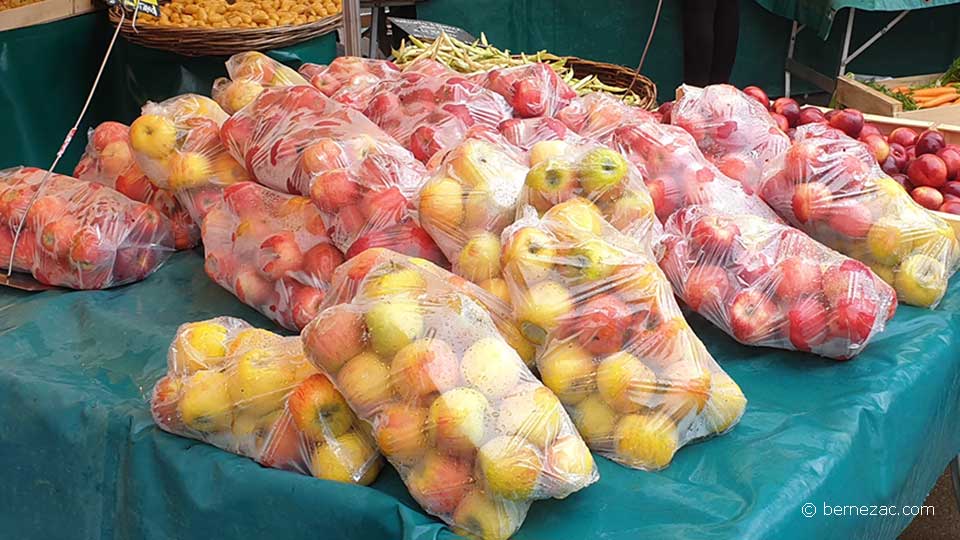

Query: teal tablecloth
[[1, 250, 957, 539]]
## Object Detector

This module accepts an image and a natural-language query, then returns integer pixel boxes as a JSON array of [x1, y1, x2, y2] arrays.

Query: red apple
[[223, 182, 264, 216], [828, 108, 864, 138], [824, 109, 840, 121], [935, 148, 960, 181], [691, 215, 740, 252], [289, 282, 325, 330], [939, 200, 960, 214], [829, 297, 878, 344], [797, 107, 826, 126], [409, 125, 442, 162], [658, 101, 674, 123], [775, 256, 823, 301], [888, 143, 908, 171], [822, 260, 871, 307], [742, 86, 771, 109], [942, 181, 960, 199], [887, 127, 918, 148], [257, 232, 303, 280], [890, 173, 911, 190], [571, 294, 631, 355], [645, 176, 681, 222], [360, 187, 407, 224], [915, 130, 945, 156], [787, 296, 828, 351], [783, 141, 821, 182], [910, 186, 944, 210], [792, 182, 833, 223], [684, 264, 732, 312], [861, 134, 890, 163], [234, 267, 275, 306], [310, 169, 361, 213], [907, 154, 948, 188], [770, 112, 790, 132], [858, 124, 882, 140], [92, 121, 129, 153], [880, 156, 899, 176], [728, 289, 780, 344], [773, 98, 800, 127], [827, 202, 872, 238], [302, 242, 344, 283], [69, 228, 112, 271]]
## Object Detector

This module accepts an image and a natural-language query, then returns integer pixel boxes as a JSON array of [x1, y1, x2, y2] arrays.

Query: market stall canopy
[[756, 0, 960, 38]]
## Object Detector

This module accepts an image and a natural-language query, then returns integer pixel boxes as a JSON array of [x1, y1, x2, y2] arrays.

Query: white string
[[629, 0, 663, 91], [6, 8, 127, 276]]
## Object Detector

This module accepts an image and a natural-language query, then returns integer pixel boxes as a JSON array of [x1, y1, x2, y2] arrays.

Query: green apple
[[577, 148, 628, 194], [364, 299, 424, 356]]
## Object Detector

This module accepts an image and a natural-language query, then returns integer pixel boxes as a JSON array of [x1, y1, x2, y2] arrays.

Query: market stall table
[[1, 250, 957, 539]]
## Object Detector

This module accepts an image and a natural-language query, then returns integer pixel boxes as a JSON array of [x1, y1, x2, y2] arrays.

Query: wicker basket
[[108, 7, 342, 57], [563, 56, 658, 110]]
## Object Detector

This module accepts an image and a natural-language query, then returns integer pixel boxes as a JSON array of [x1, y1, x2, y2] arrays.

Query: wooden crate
[[834, 74, 960, 124], [0, 0, 99, 32]]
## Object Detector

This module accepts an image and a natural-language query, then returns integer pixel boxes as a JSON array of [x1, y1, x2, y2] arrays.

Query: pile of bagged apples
[[9, 47, 954, 539]]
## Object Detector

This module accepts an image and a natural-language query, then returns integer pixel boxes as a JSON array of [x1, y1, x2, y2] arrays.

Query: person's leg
[[709, 0, 740, 84], [681, 0, 717, 87]]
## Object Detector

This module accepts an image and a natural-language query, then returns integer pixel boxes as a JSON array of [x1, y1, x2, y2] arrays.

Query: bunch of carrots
[[891, 84, 960, 109]]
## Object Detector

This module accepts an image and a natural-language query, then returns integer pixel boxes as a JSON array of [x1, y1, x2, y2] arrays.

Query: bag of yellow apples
[[501, 199, 747, 470], [212, 51, 309, 114], [759, 126, 960, 308], [301, 253, 598, 540], [130, 94, 251, 223], [518, 140, 661, 247], [418, 138, 528, 290], [151, 317, 382, 485], [74, 121, 200, 250]]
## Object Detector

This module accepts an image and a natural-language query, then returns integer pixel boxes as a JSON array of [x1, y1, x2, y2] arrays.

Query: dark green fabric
[[755, 0, 960, 38], [0, 13, 336, 174], [1, 250, 957, 539]]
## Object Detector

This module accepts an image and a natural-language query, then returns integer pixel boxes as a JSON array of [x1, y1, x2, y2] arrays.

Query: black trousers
[[681, 0, 741, 86]]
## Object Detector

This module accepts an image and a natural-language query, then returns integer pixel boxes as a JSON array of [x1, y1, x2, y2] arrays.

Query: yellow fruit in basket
[[226, 328, 282, 356], [179, 369, 233, 432], [452, 490, 520, 540], [516, 280, 573, 343], [546, 435, 595, 483], [478, 277, 510, 304], [496, 386, 563, 448], [174, 321, 228, 373], [364, 299, 424, 356], [539, 342, 596, 405], [478, 435, 543, 500], [229, 349, 296, 416], [530, 140, 571, 166], [428, 387, 489, 455], [363, 268, 427, 299], [703, 371, 747, 434], [337, 351, 394, 415], [375, 403, 427, 464], [420, 176, 465, 231], [221, 79, 264, 114], [895, 253, 947, 307], [866, 218, 910, 265], [130, 114, 177, 160], [311, 431, 381, 485], [578, 147, 629, 194], [867, 262, 896, 286], [458, 232, 502, 282], [168, 152, 213, 191], [461, 337, 521, 399], [546, 198, 604, 240], [596, 351, 657, 413], [503, 227, 556, 284], [613, 413, 679, 470], [571, 394, 616, 444]]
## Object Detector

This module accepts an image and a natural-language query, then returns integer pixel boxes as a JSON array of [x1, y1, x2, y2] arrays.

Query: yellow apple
[[390, 338, 460, 400], [289, 373, 355, 441], [607, 189, 655, 231], [538, 342, 596, 405], [703, 370, 746, 434], [460, 337, 522, 399], [895, 253, 947, 307], [336, 351, 394, 415], [448, 139, 497, 188], [596, 351, 657, 413], [452, 490, 521, 540], [498, 321, 537, 369], [577, 147, 629, 194], [515, 280, 573, 343], [226, 327, 282, 356], [427, 387, 489, 455], [222, 79, 264, 114], [529, 140, 571, 166], [659, 360, 713, 416], [407, 450, 475, 515], [496, 386, 563, 448], [478, 277, 511, 304], [364, 299, 424, 357], [362, 268, 428, 299], [867, 262, 896, 286], [545, 435, 596, 489], [545, 198, 604, 240], [168, 152, 212, 191], [570, 238, 624, 281], [866, 218, 910, 265], [173, 321, 229, 373], [311, 431, 382, 485], [571, 394, 616, 445], [458, 232, 502, 282], [130, 114, 177, 160], [613, 413, 679, 470], [229, 348, 296, 416], [179, 369, 233, 432], [477, 435, 543, 500], [375, 403, 427, 464], [420, 176, 465, 232], [502, 226, 557, 284]]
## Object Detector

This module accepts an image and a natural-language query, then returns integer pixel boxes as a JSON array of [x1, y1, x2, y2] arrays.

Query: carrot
[[919, 93, 959, 108], [893, 86, 910, 94], [911, 86, 957, 98]]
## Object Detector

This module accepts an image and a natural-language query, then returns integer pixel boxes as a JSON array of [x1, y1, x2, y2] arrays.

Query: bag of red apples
[[760, 125, 960, 308], [660, 205, 897, 359], [518, 139, 661, 246], [152, 317, 382, 485], [211, 51, 310, 114], [302, 248, 595, 540], [471, 62, 578, 118], [220, 85, 445, 265], [556, 92, 656, 144], [74, 121, 199, 250], [670, 84, 791, 193], [361, 59, 514, 163], [501, 199, 747, 471], [129, 94, 251, 223], [299, 56, 401, 109], [612, 121, 782, 224], [497, 116, 581, 152], [0, 166, 173, 288], [202, 182, 344, 331]]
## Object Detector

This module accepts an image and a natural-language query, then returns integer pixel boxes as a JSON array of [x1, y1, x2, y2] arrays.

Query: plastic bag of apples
[[74, 121, 200, 250], [299, 56, 401, 110], [417, 138, 529, 292], [202, 182, 344, 331], [501, 199, 747, 471], [760, 126, 960, 308], [0, 166, 174, 289], [211, 51, 309, 114], [152, 317, 382, 485], [612, 120, 782, 224], [670, 84, 791, 193], [471, 63, 578, 118], [556, 92, 657, 144], [518, 139, 661, 246], [301, 249, 597, 540], [129, 94, 251, 223], [497, 116, 581, 153], [361, 59, 514, 163], [219, 85, 445, 265], [660, 205, 897, 359]]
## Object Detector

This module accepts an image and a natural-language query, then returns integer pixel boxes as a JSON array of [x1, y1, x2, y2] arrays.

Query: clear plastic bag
[[612, 121, 782, 224], [0, 166, 174, 289], [152, 316, 382, 484], [74, 121, 199, 250], [129, 94, 251, 223], [498, 117, 582, 153], [517, 140, 661, 246], [501, 199, 747, 470], [219, 85, 445, 265], [660, 205, 897, 359], [417, 138, 529, 289], [670, 85, 791, 193], [759, 132, 960, 308], [302, 252, 597, 540], [556, 92, 656, 144], [472, 63, 577, 118], [299, 57, 401, 110], [202, 182, 343, 331], [361, 59, 514, 163], [212, 51, 309, 114]]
